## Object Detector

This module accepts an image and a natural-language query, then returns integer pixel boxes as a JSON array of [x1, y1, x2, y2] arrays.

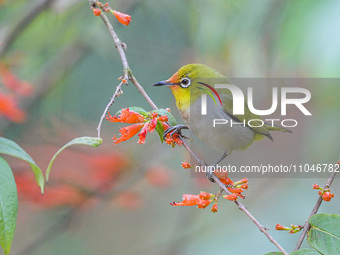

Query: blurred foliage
[[0, 0, 340, 255]]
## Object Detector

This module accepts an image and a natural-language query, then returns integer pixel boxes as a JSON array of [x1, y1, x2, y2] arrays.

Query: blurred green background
[[1, 0, 340, 254]]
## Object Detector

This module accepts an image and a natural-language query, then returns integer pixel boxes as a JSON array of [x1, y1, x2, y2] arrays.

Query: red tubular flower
[[224, 194, 238, 201], [106, 108, 144, 123], [219, 178, 233, 185], [165, 133, 183, 147], [92, 8, 101, 16], [199, 192, 212, 200], [322, 192, 334, 201], [171, 194, 200, 206], [227, 187, 243, 194], [275, 224, 288, 230], [112, 10, 131, 26], [138, 122, 150, 144], [112, 123, 144, 144], [233, 178, 248, 186], [197, 199, 211, 209], [211, 203, 218, 213], [149, 112, 158, 133], [181, 161, 192, 169], [313, 183, 320, 190], [157, 115, 168, 122], [240, 184, 248, 189]]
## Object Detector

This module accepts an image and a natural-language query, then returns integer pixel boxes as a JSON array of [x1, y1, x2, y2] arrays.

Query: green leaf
[[155, 120, 165, 143], [0, 156, 18, 255], [45, 136, 102, 182], [152, 109, 177, 126], [0, 137, 44, 193], [308, 213, 340, 255], [291, 249, 321, 255]]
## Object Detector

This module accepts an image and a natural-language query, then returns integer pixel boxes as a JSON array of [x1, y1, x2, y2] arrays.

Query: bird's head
[[153, 64, 225, 111]]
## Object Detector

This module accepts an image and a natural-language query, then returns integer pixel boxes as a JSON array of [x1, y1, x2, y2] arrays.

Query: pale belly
[[179, 98, 255, 153]]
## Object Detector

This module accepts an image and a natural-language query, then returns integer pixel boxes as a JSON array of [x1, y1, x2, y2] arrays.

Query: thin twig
[[89, 0, 130, 137], [182, 139, 289, 255], [89, 3, 289, 254], [294, 156, 340, 250], [96, 81, 124, 137]]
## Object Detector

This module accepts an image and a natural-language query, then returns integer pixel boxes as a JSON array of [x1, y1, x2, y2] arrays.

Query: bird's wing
[[220, 94, 273, 141]]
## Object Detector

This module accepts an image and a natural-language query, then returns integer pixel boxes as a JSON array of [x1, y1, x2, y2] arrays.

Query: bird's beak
[[152, 80, 177, 87]]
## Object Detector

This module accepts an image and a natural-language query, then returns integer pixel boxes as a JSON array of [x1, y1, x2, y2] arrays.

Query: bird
[[153, 64, 291, 180]]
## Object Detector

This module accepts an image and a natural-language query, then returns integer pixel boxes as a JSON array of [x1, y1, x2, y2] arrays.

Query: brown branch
[[89, 3, 289, 254], [294, 156, 340, 251], [0, 0, 54, 58]]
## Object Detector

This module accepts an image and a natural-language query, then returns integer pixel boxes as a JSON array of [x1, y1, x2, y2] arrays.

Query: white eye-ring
[[180, 77, 191, 88]]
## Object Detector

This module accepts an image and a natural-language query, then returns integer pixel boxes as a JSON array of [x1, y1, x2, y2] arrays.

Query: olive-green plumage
[[154, 64, 290, 155]]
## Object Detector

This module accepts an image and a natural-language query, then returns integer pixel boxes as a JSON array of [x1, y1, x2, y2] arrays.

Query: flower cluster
[[92, 2, 131, 26], [0, 63, 32, 123], [313, 183, 335, 202], [170, 177, 249, 212], [275, 224, 303, 234], [106, 108, 177, 145], [170, 192, 216, 211]]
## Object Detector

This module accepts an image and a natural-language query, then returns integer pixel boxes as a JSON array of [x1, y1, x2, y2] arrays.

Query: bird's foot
[[163, 124, 190, 140], [205, 168, 216, 183]]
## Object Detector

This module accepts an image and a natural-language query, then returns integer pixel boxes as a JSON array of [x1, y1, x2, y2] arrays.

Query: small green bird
[[153, 64, 290, 179]]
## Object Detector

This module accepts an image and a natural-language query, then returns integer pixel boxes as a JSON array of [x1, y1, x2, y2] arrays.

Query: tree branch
[[89, 3, 289, 254], [294, 156, 340, 250]]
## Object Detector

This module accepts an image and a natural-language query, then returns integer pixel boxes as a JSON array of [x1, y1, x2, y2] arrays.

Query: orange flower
[[199, 191, 212, 200], [106, 108, 144, 123], [219, 177, 233, 185], [149, 112, 158, 133], [112, 123, 144, 144], [197, 199, 211, 209], [223, 194, 238, 201], [138, 122, 150, 144], [157, 115, 168, 122], [171, 194, 200, 206], [165, 133, 183, 147], [313, 183, 320, 190], [211, 203, 218, 213], [0, 93, 26, 122], [275, 224, 289, 231], [112, 10, 131, 26], [92, 8, 101, 16], [227, 187, 243, 194], [322, 192, 334, 202], [181, 161, 192, 169]]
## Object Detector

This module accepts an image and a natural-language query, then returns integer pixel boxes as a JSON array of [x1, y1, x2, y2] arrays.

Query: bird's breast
[[179, 96, 256, 152]]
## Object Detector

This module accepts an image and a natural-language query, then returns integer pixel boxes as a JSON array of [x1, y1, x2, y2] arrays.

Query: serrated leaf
[[291, 248, 321, 255], [45, 136, 102, 182], [155, 120, 165, 143], [308, 213, 340, 255], [0, 156, 18, 255], [152, 109, 177, 126], [0, 137, 44, 193]]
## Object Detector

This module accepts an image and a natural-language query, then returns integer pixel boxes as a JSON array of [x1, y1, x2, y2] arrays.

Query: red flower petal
[[112, 10, 131, 26], [106, 108, 144, 123], [113, 123, 144, 144]]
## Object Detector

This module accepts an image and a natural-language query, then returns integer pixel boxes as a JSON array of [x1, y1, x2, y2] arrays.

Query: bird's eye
[[180, 77, 191, 88]]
